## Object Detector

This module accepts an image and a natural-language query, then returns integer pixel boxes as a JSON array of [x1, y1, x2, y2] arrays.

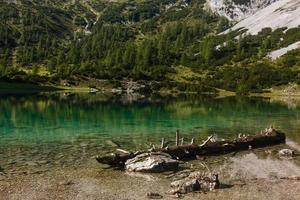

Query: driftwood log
[[96, 128, 286, 167]]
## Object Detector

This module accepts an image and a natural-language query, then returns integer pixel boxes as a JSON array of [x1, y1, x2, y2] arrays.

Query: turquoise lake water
[[0, 92, 300, 172]]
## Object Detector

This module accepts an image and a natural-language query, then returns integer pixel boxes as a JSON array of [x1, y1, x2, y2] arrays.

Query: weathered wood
[[191, 138, 195, 145], [176, 130, 179, 146], [96, 128, 286, 167], [116, 148, 130, 154], [199, 135, 214, 147], [161, 138, 165, 149]]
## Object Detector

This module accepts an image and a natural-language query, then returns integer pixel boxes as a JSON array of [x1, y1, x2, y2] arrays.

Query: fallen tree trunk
[[96, 128, 285, 167]]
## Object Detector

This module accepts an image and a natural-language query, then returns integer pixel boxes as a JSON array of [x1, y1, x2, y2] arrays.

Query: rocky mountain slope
[[269, 41, 300, 60], [228, 0, 300, 34], [215, 0, 300, 59], [206, 0, 279, 21]]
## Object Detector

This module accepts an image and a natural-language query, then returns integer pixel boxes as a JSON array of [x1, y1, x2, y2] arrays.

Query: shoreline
[[1, 145, 300, 200], [2, 81, 300, 109]]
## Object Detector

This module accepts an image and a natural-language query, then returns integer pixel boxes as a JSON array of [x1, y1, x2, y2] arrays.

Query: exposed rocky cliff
[[207, 0, 279, 20], [227, 0, 300, 34]]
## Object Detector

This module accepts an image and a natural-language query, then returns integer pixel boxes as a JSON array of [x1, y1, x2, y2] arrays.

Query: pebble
[[30, 169, 49, 175], [59, 180, 74, 186], [37, 160, 49, 165], [173, 193, 182, 198], [0, 174, 6, 181], [26, 161, 39, 166], [146, 192, 163, 199], [279, 149, 295, 157], [105, 140, 120, 147], [57, 154, 64, 159]]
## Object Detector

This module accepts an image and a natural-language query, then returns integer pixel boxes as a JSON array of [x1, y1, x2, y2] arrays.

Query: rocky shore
[[1, 142, 300, 200]]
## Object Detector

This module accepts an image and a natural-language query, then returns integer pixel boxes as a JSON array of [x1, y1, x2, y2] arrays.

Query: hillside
[[0, 0, 299, 95], [226, 0, 300, 34]]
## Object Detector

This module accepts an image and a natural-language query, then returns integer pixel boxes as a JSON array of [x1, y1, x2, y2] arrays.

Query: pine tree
[[122, 43, 135, 69], [202, 37, 213, 65], [157, 35, 168, 65]]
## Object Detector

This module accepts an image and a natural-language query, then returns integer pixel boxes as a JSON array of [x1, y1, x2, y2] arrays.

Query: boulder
[[279, 149, 295, 158], [125, 152, 178, 173], [168, 172, 219, 195], [170, 178, 200, 194]]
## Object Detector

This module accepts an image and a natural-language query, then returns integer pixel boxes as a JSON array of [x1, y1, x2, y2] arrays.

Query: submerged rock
[[0, 172, 6, 181], [125, 152, 178, 173], [59, 180, 74, 186], [0, 175, 5, 181], [146, 192, 163, 199], [168, 172, 219, 195], [279, 149, 295, 158], [105, 140, 120, 147], [25, 161, 39, 166]]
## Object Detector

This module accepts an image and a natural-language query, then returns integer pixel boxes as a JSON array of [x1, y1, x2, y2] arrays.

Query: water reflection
[[0, 93, 300, 143], [0, 92, 300, 174], [0, 93, 300, 188]]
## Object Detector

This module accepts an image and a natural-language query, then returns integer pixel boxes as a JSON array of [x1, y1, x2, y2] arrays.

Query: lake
[[0, 92, 300, 173]]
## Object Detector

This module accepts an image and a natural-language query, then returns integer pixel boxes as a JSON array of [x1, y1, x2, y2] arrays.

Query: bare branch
[[199, 135, 214, 147]]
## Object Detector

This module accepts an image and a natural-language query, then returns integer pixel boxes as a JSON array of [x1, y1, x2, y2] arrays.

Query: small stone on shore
[[37, 160, 49, 165], [59, 180, 74, 186], [0, 174, 6, 181], [146, 192, 163, 199], [25, 161, 39, 166], [105, 140, 120, 147], [279, 149, 295, 158]]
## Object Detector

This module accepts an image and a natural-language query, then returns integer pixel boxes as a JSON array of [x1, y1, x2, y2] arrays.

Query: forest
[[0, 0, 300, 94]]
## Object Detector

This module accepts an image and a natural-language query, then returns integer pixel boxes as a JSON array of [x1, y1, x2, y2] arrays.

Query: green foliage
[[0, 0, 299, 94]]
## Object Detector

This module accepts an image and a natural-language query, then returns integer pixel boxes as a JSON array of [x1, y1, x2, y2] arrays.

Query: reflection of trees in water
[[0, 93, 300, 144], [270, 97, 300, 110]]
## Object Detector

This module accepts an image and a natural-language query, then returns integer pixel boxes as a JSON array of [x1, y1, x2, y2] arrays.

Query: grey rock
[[125, 152, 178, 173], [0, 175, 5, 181], [25, 161, 39, 166], [169, 173, 219, 194], [279, 149, 295, 157], [59, 180, 74, 186], [170, 178, 200, 194], [37, 160, 49, 165], [146, 192, 163, 199], [29, 169, 49, 174], [105, 140, 120, 147], [0, 172, 6, 181]]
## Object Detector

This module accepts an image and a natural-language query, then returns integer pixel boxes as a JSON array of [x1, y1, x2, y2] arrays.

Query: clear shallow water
[[0, 92, 300, 173]]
